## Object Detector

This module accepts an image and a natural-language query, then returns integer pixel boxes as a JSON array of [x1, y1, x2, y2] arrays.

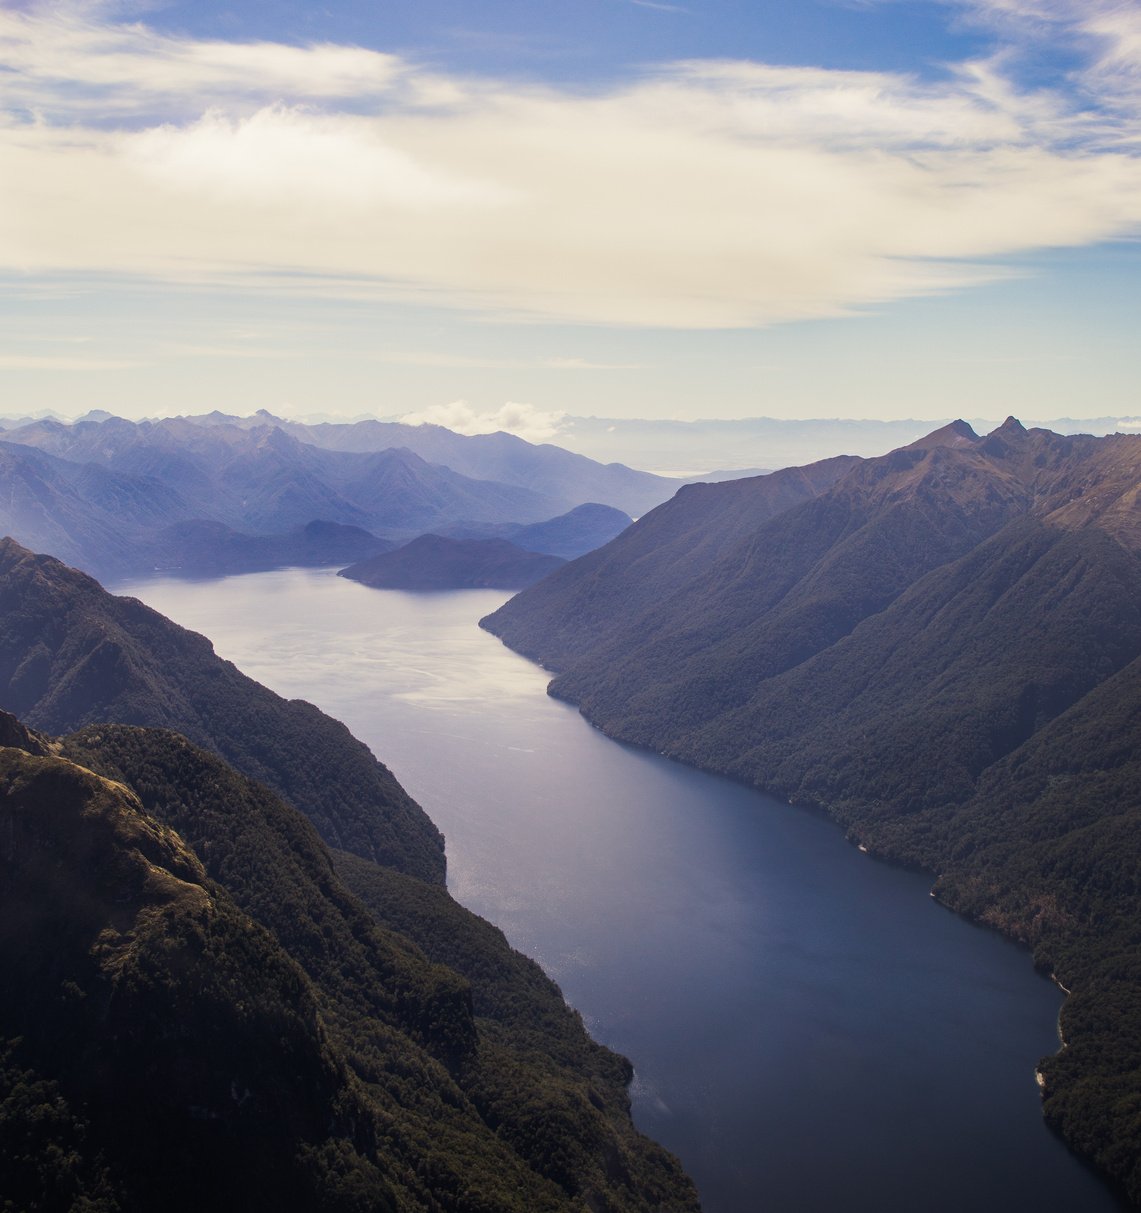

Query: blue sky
[[1, 0, 1140, 435]]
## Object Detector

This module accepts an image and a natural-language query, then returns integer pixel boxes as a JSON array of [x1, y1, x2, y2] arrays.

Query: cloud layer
[[2, 0, 1140, 328], [398, 400, 568, 443]]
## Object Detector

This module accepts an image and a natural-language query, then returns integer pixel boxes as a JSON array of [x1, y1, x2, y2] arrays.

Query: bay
[[115, 567, 1123, 1213]]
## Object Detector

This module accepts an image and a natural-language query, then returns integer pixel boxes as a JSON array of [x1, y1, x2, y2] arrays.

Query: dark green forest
[[0, 714, 698, 1212], [0, 539, 699, 1212]]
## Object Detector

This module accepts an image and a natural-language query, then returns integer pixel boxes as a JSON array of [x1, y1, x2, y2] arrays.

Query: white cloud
[[399, 400, 569, 443], [0, 2, 407, 116], [123, 107, 516, 210], [1, 1, 1140, 327]]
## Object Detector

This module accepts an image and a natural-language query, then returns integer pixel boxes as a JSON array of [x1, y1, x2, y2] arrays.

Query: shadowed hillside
[[0, 712, 699, 1212], [0, 538, 445, 882]]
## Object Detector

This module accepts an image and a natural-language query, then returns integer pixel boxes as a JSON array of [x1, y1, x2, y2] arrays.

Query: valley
[[115, 568, 1124, 1213]]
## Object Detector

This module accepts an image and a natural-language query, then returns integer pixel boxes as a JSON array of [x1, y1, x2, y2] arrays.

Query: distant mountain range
[[0, 413, 665, 578], [210, 410, 681, 517], [483, 418, 1141, 1205], [537, 412, 1141, 476], [0, 541, 699, 1212]]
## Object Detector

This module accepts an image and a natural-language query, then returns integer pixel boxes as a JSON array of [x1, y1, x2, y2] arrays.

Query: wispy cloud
[[629, 1, 690, 14], [374, 351, 642, 369], [398, 399, 569, 442], [1, 1, 1140, 328], [0, 354, 142, 370]]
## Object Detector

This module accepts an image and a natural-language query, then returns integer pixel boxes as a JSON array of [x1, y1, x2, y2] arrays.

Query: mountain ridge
[[0, 537, 446, 882], [0, 414, 672, 579]]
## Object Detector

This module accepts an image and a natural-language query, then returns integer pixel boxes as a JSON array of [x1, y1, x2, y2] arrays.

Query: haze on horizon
[[2, 0, 1140, 433]]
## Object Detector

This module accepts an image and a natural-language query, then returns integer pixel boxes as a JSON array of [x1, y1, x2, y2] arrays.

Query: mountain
[[180, 410, 682, 518], [0, 416, 664, 579], [544, 412, 1141, 476], [439, 503, 633, 560], [482, 419, 1141, 1204], [0, 440, 191, 577], [546, 414, 952, 474], [0, 537, 444, 882], [341, 535, 566, 591], [484, 454, 859, 670], [0, 712, 699, 1212], [2, 417, 564, 537]]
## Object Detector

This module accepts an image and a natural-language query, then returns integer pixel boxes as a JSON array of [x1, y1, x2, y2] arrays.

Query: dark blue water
[[115, 568, 1122, 1213]]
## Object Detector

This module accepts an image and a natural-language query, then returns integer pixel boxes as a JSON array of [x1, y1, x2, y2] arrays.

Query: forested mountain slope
[[0, 538, 444, 882], [483, 419, 1141, 1204], [485, 453, 858, 670], [0, 713, 699, 1212]]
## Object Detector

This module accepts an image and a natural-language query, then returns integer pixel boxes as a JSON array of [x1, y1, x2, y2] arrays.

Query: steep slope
[[341, 535, 565, 591], [0, 538, 444, 882], [0, 729, 395, 1213], [483, 420, 1141, 1203], [0, 716, 700, 1212], [0, 441, 191, 577], [484, 453, 859, 669]]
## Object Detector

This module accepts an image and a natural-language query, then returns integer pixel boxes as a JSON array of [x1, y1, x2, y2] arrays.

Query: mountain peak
[[906, 420, 978, 450], [995, 415, 1027, 435]]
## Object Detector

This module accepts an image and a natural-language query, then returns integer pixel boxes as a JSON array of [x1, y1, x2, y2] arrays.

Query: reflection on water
[[115, 568, 1122, 1213]]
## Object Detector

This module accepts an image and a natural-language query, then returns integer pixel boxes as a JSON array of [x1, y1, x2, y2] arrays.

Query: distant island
[[341, 533, 566, 590]]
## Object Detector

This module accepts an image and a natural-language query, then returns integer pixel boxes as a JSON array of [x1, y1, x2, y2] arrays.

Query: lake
[[115, 567, 1122, 1213]]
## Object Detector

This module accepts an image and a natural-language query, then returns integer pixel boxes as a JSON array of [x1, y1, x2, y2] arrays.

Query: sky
[[2, 0, 1141, 437]]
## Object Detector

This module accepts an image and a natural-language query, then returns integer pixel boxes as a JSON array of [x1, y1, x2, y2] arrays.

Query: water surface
[[115, 568, 1122, 1213]]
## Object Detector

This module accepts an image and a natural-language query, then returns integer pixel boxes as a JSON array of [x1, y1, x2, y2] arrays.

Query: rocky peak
[[0, 709, 53, 756], [905, 419, 979, 450]]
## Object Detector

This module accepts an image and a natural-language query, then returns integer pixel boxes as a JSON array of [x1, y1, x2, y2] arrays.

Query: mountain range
[[0, 414, 666, 579], [483, 418, 1141, 1204], [0, 541, 699, 1212]]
